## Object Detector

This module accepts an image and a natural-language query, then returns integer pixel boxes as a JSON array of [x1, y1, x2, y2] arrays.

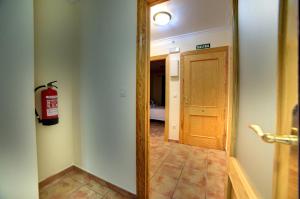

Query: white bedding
[[150, 106, 165, 121]]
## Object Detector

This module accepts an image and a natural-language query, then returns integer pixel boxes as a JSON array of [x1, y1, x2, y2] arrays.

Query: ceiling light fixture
[[153, 11, 172, 26]]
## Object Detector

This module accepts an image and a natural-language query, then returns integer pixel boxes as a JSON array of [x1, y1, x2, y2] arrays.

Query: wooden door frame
[[150, 54, 170, 142], [273, 0, 299, 198], [179, 46, 229, 150], [136, 0, 238, 198]]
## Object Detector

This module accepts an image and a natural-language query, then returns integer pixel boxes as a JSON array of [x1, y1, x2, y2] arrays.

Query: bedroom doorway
[[150, 55, 169, 142]]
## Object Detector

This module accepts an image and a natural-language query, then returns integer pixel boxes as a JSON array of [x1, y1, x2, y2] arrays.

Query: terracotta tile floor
[[39, 169, 130, 199], [149, 121, 227, 199], [39, 121, 227, 199]]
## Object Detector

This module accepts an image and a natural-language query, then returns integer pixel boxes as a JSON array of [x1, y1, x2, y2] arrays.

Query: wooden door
[[274, 0, 298, 198], [181, 47, 228, 150], [229, 0, 298, 198]]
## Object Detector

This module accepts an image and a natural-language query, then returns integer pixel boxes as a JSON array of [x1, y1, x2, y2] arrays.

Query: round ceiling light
[[153, 11, 172, 26]]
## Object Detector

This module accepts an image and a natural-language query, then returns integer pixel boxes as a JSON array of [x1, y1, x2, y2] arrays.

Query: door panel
[[190, 59, 219, 106], [181, 47, 228, 150]]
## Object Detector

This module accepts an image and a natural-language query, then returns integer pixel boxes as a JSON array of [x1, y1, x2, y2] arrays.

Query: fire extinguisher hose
[[34, 85, 46, 123]]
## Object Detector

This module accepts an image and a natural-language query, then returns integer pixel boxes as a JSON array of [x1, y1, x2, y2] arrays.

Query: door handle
[[249, 124, 298, 146]]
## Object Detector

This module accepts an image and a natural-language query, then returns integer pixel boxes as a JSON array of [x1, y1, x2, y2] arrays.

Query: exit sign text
[[196, 43, 211, 50]]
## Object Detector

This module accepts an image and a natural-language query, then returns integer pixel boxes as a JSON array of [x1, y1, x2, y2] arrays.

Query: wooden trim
[[228, 157, 261, 199], [227, 0, 239, 198], [147, 0, 169, 7], [272, 0, 288, 197], [165, 56, 170, 142], [136, 1, 170, 198], [228, 0, 239, 157], [168, 139, 179, 143], [179, 54, 184, 144], [150, 54, 170, 142], [273, 0, 299, 198], [136, 0, 150, 198], [39, 166, 136, 198], [39, 166, 76, 189], [180, 46, 229, 56], [150, 54, 168, 61], [179, 46, 229, 148]]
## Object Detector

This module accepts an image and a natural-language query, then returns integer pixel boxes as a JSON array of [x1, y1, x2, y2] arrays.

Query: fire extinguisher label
[[46, 96, 58, 117]]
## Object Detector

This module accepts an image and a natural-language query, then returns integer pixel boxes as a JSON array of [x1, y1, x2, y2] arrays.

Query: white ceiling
[[150, 0, 230, 40]]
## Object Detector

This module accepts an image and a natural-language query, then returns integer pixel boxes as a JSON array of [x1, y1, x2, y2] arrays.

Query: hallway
[[149, 121, 227, 199]]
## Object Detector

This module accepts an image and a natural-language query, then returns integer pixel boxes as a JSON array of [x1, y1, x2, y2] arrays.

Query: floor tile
[[68, 169, 91, 184], [172, 181, 206, 199], [39, 177, 82, 199], [69, 186, 103, 199], [185, 158, 207, 171], [149, 190, 171, 199], [103, 189, 128, 199], [207, 160, 227, 177], [206, 174, 226, 199], [150, 174, 178, 197], [156, 163, 183, 180], [206, 191, 226, 199], [191, 149, 208, 160], [86, 179, 110, 196], [180, 167, 206, 187], [39, 175, 67, 193], [163, 153, 186, 168]]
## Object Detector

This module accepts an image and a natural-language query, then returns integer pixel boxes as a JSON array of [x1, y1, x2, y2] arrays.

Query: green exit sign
[[196, 43, 211, 50]]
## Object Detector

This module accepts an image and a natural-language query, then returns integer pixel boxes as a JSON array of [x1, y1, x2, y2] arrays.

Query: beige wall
[[0, 1, 39, 198], [34, 0, 80, 181], [79, 0, 137, 193], [151, 27, 232, 141]]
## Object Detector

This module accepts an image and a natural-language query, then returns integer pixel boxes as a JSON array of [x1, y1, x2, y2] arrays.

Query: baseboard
[[228, 157, 261, 199], [39, 165, 136, 198], [168, 139, 179, 143]]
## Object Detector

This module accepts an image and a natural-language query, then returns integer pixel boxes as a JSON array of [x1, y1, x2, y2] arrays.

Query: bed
[[150, 106, 165, 121]]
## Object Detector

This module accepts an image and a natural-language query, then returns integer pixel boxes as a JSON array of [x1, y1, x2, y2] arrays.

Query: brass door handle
[[249, 124, 298, 146]]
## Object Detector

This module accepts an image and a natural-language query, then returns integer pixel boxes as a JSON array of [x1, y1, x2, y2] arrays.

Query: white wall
[[34, 0, 80, 181], [0, 1, 39, 198], [79, 0, 136, 193], [236, 0, 279, 198], [151, 27, 232, 140]]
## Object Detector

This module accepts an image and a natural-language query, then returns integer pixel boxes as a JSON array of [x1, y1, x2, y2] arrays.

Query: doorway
[[136, 0, 238, 198], [150, 55, 170, 142], [144, 0, 234, 198], [148, 49, 230, 199]]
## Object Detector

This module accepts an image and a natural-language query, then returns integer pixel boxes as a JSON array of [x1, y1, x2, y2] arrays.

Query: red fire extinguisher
[[35, 81, 59, 126]]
